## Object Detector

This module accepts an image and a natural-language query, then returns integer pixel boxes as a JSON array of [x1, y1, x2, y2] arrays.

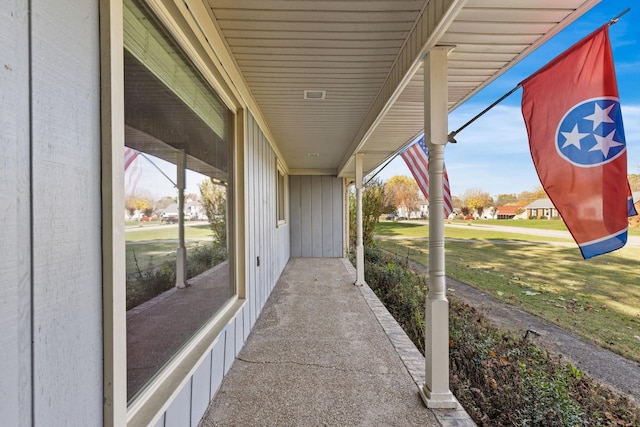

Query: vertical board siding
[[311, 176, 323, 257], [190, 352, 212, 427], [321, 176, 334, 257], [0, 0, 31, 425], [289, 175, 344, 258], [289, 176, 302, 256], [333, 179, 344, 257], [31, 0, 103, 424], [224, 320, 236, 375], [165, 381, 192, 427], [300, 177, 313, 256], [210, 337, 225, 397], [154, 414, 166, 427]]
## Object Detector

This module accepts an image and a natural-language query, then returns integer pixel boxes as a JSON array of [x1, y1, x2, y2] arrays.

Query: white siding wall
[[1, 0, 103, 424], [157, 111, 289, 426], [289, 175, 344, 258], [1, 1, 31, 425]]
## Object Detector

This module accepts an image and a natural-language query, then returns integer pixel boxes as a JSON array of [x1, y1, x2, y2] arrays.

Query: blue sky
[[376, 2, 640, 198]]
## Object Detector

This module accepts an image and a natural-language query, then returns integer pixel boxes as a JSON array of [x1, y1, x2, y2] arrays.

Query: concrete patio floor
[[199, 258, 474, 426]]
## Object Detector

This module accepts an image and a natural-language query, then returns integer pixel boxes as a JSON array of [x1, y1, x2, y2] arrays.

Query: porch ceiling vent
[[304, 90, 326, 100]]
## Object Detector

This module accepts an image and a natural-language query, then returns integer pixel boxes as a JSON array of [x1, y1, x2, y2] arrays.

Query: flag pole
[[139, 152, 178, 188], [364, 8, 630, 184], [448, 8, 629, 144]]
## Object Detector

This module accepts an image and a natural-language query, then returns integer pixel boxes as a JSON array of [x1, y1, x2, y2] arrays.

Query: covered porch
[[199, 257, 474, 426]]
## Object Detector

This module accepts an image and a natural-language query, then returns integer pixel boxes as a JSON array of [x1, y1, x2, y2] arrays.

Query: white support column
[[355, 153, 365, 286], [420, 46, 458, 409], [176, 150, 187, 288]]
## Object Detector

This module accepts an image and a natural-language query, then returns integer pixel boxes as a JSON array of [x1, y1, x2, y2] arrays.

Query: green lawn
[[375, 221, 640, 363], [125, 223, 213, 242], [125, 224, 214, 274], [376, 221, 572, 243]]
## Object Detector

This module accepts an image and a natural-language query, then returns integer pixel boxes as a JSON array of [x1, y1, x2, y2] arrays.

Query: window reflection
[[123, 0, 234, 402]]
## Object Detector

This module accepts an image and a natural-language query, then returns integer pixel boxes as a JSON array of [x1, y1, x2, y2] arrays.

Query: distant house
[[480, 206, 496, 219], [494, 205, 526, 220], [525, 198, 559, 219]]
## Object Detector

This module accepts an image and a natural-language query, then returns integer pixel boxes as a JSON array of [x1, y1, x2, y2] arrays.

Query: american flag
[[125, 147, 142, 195], [400, 136, 453, 217]]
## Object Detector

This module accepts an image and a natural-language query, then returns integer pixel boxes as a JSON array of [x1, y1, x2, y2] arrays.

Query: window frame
[[100, 0, 247, 425], [276, 161, 287, 226]]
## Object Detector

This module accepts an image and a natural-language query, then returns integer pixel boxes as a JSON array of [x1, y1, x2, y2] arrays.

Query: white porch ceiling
[[204, 0, 599, 178]]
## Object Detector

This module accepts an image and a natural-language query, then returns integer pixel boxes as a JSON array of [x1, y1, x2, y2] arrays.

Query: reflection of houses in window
[[525, 198, 560, 219], [494, 205, 526, 220], [123, 0, 233, 403]]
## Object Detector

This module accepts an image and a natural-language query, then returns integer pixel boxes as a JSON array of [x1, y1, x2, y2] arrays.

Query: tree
[[628, 174, 640, 191], [125, 194, 152, 216], [461, 188, 493, 216], [383, 175, 421, 215], [155, 196, 176, 210], [516, 186, 547, 206], [451, 195, 463, 209], [349, 178, 384, 247], [199, 179, 227, 250], [495, 193, 517, 206]]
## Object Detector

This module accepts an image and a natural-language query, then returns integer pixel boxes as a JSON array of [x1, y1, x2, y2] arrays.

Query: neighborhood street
[[444, 221, 640, 248]]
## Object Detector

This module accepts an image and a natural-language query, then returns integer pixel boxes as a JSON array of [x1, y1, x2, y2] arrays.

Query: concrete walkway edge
[[340, 259, 476, 426]]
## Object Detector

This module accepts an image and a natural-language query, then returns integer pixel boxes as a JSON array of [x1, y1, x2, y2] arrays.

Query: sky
[[374, 2, 640, 199], [128, 2, 640, 201]]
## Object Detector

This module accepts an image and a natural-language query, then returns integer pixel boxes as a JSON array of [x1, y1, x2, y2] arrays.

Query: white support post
[[176, 150, 187, 288], [420, 46, 458, 409], [355, 153, 365, 286]]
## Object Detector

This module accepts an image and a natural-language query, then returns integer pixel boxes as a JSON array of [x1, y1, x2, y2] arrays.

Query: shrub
[[127, 243, 227, 310], [356, 245, 640, 426]]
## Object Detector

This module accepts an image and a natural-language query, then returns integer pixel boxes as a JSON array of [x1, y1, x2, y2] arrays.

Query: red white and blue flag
[[400, 136, 453, 217], [521, 25, 636, 259], [125, 147, 142, 195]]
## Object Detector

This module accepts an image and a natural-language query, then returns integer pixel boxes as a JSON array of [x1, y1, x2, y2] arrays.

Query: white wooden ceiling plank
[[237, 60, 394, 69], [215, 20, 415, 32], [234, 53, 398, 62], [447, 21, 557, 34], [244, 76, 386, 83], [456, 8, 575, 22], [465, 0, 585, 9], [229, 46, 401, 55], [227, 38, 405, 49], [209, 0, 424, 12], [213, 10, 420, 23], [440, 32, 541, 44], [222, 29, 409, 41], [449, 51, 519, 61], [243, 70, 390, 77], [444, 43, 529, 54]]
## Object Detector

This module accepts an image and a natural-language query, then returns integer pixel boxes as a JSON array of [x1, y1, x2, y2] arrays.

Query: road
[[125, 221, 207, 233], [401, 220, 640, 248]]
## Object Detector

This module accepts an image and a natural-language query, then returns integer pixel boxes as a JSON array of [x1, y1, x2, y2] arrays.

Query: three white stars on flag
[[561, 103, 623, 157]]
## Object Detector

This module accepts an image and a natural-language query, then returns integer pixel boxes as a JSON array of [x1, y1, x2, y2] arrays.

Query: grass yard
[[375, 222, 640, 363], [125, 223, 213, 242], [125, 224, 214, 274], [376, 221, 572, 243]]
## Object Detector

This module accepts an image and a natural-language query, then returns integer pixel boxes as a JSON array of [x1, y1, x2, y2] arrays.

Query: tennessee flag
[[400, 136, 453, 217], [521, 25, 636, 259]]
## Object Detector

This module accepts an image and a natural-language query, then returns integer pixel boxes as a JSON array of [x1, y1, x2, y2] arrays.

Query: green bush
[[356, 245, 640, 426], [127, 243, 227, 310]]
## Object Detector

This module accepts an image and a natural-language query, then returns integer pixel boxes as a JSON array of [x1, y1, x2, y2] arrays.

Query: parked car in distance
[[161, 213, 179, 224]]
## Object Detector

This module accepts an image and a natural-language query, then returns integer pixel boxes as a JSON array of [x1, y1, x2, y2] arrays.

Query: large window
[[123, 0, 234, 402], [277, 163, 286, 225]]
